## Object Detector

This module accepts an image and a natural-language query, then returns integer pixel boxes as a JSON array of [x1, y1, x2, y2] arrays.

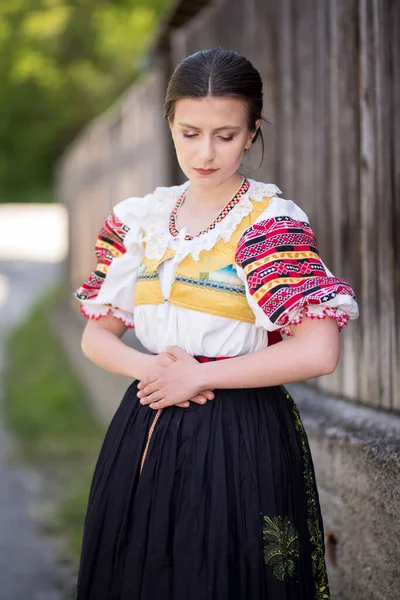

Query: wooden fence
[[56, 67, 173, 311], [56, 0, 400, 411]]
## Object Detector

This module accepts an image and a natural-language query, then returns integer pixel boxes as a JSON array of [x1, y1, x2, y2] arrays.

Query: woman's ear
[[245, 120, 262, 150], [251, 119, 262, 142]]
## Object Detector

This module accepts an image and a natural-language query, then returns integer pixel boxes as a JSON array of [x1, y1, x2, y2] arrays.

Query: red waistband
[[195, 356, 231, 363], [152, 353, 231, 362]]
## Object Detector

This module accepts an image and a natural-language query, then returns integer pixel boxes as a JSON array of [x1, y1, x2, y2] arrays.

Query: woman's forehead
[[174, 96, 248, 127]]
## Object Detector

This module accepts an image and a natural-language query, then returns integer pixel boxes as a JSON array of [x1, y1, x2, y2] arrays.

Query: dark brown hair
[[164, 48, 265, 160]]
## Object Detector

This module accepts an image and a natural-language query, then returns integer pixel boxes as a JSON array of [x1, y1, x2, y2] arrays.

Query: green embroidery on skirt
[[281, 386, 330, 600], [262, 515, 299, 581]]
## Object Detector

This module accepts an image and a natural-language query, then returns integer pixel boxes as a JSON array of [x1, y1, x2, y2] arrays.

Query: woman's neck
[[184, 172, 244, 211]]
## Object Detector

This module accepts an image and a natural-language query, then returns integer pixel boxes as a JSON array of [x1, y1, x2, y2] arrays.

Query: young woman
[[73, 48, 358, 599]]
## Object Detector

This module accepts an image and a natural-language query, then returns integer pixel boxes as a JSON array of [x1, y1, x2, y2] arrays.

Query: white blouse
[[74, 178, 359, 357], [134, 259, 270, 357]]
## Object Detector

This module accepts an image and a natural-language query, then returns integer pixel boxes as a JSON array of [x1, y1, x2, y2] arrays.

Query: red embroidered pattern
[[169, 177, 250, 240], [79, 304, 134, 328], [280, 306, 349, 337], [235, 216, 356, 330], [74, 212, 130, 303]]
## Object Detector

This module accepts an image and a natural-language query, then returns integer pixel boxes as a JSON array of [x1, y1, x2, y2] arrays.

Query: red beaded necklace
[[169, 177, 250, 240]]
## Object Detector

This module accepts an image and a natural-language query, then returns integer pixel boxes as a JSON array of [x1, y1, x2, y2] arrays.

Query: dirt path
[[0, 260, 76, 600]]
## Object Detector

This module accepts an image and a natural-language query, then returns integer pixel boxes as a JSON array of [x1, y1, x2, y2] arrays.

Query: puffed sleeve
[[73, 193, 152, 327], [235, 196, 359, 335]]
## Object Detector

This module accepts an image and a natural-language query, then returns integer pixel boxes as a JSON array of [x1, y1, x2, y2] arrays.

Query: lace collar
[[142, 178, 282, 262]]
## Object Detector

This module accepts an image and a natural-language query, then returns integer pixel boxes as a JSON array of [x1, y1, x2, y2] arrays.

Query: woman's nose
[[197, 138, 216, 163]]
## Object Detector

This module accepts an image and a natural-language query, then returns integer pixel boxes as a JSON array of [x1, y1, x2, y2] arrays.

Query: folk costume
[[73, 177, 358, 600]]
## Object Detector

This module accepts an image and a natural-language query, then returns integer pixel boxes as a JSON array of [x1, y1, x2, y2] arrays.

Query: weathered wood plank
[[336, 0, 360, 400], [276, 0, 295, 194], [323, 0, 343, 394], [358, 0, 381, 405], [387, 0, 400, 409], [372, 0, 394, 409]]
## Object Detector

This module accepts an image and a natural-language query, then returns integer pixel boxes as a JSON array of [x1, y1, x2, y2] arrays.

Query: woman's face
[[169, 96, 261, 188]]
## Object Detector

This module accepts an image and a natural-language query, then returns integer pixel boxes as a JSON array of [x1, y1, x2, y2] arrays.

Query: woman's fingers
[[139, 391, 163, 405], [148, 400, 190, 409], [190, 390, 213, 404], [194, 390, 214, 401], [190, 394, 208, 404], [137, 382, 157, 398], [144, 391, 214, 406]]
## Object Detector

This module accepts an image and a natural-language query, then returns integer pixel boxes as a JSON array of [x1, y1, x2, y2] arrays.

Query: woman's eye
[[182, 133, 233, 141]]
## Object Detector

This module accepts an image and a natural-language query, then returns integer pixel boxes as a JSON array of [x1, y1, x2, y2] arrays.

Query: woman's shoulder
[[113, 182, 188, 225], [247, 178, 310, 224]]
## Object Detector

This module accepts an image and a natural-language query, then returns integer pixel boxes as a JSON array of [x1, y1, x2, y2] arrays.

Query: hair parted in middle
[[164, 48, 266, 161]]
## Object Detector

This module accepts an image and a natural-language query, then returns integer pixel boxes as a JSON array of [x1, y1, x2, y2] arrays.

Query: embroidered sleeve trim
[[74, 212, 131, 302], [279, 306, 350, 337], [79, 303, 134, 328], [73, 211, 136, 326], [235, 215, 358, 330]]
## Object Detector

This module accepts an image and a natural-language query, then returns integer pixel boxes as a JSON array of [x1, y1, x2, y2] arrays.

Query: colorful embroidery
[[136, 272, 159, 282], [279, 305, 350, 338], [283, 387, 330, 599], [175, 263, 246, 296], [74, 213, 130, 302], [78, 304, 134, 328], [235, 216, 356, 329], [169, 177, 250, 240], [135, 191, 273, 323], [262, 515, 300, 581], [175, 275, 245, 295]]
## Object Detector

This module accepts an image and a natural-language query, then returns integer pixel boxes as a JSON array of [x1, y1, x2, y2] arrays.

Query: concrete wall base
[[288, 383, 400, 599]]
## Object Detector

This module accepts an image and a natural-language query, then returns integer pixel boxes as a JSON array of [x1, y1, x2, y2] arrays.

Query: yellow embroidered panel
[[169, 262, 256, 323], [134, 247, 175, 306], [134, 195, 273, 322], [168, 231, 255, 322]]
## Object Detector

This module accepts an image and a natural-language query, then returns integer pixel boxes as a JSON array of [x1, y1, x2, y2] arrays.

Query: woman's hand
[[137, 346, 210, 409], [141, 349, 214, 409]]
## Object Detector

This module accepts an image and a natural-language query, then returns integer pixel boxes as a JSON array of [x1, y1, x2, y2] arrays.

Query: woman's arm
[[196, 315, 340, 390], [80, 315, 215, 407], [137, 316, 340, 408], [81, 316, 153, 380]]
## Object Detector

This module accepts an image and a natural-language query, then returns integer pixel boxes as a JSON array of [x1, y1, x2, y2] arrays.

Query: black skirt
[[75, 381, 330, 600]]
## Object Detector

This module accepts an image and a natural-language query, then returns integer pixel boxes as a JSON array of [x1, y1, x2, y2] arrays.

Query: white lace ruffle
[[142, 179, 282, 262], [79, 302, 134, 328], [280, 305, 350, 337]]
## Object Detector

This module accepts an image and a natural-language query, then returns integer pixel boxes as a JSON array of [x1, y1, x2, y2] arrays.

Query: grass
[[2, 285, 105, 558], [1, 185, 55, 205]]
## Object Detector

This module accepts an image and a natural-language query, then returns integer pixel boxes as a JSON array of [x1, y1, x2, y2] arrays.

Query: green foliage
[[2, 285, 106, 558], [0, 0, 170, 200], [3, 285, 104, 462]]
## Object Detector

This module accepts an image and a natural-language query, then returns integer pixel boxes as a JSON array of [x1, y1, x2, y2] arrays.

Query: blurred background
[[0, 1, 399, 599]]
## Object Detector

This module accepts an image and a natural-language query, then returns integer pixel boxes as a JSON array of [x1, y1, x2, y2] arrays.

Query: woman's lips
[[194, 168, 218, 175]]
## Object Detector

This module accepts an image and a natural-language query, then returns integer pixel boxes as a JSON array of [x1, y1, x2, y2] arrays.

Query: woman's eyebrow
[[177, 122, 241, 132]]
